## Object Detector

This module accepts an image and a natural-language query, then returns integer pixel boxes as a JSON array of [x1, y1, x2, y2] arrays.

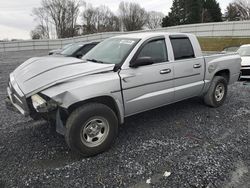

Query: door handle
[[160, 69, 171, 74], [193, 64, 201, 68]]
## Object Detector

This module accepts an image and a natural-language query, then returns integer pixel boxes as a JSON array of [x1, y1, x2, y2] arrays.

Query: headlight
[[31, 94, 47, 112]]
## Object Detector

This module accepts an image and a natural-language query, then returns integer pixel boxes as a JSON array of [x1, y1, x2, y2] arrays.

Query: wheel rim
[[80, 116, 110, 147], [214, 83, 225, 102]]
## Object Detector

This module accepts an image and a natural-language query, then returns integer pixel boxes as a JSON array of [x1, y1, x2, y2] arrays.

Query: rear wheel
[[204, 76, 228, 107], [65, 103, 118, 157]]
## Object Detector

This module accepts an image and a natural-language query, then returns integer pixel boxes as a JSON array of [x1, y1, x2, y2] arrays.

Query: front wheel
[[203, 76, 228, 107], [65, 103, 118, 157]]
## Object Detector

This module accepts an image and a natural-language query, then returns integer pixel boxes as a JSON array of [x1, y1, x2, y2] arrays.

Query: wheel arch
[[214, 69, 230, 83], [67, 95, 124, 124]]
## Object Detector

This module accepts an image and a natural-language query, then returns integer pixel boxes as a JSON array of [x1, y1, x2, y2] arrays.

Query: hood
[[241, 56, 250, 66], [13, 57, 115, 96]]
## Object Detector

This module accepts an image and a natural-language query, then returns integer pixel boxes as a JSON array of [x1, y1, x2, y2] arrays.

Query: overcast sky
[[0, 0, 233, 40]]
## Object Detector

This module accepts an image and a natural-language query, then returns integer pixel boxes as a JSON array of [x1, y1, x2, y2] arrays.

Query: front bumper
[[6, 87, 28, 116], [6, 94, 66, 135], [5, 97, 22, 114], [6, 74, 29, 116], [240, 67, 250, 79]]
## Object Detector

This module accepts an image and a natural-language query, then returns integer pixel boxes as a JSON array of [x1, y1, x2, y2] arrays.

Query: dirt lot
[[0, 50, 249, 188]]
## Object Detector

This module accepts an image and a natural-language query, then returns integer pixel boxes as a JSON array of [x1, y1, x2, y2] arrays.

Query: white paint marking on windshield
[[120, 40, 135, 45]]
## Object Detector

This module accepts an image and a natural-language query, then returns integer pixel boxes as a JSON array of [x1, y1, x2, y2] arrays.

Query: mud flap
[[56, 109, 66, 135]]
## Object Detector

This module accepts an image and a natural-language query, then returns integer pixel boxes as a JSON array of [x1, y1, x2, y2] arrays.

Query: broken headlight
[[31, 94, 58, 113], [31, 94, 47, 112]]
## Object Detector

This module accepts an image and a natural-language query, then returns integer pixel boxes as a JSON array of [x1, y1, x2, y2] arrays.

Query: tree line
[[31, 0, 164, 39], [31, 0, 250, 40], [224, 0, 250, 21]]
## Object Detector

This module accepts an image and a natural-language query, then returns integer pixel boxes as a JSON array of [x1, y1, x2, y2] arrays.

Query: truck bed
[[202, 52, 241, 85]]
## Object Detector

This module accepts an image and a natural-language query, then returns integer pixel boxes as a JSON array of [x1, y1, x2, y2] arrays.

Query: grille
[[8, 76, 28, 115], [241, 69, 250, 76]]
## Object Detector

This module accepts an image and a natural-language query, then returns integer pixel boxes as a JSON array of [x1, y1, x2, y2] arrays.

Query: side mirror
[[130, 57, 154, 68], [76, 52, 83, 58]]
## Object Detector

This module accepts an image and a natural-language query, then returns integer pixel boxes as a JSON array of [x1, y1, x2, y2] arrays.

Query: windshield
[[61, 43, 83, 56], [62, 43, 73, 50], [83, 38, 140, 64], [237, 46, 250, 56]]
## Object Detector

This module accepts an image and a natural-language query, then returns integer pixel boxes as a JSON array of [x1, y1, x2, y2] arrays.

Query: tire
[[204, 76, 228, 108], [65, 103, 118, 157]]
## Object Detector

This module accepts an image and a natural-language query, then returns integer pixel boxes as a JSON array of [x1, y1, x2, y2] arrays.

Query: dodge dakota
[[6, 32, 241, 156]]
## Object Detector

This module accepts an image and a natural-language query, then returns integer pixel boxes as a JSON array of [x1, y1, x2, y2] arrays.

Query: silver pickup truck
[[6, 32, 241, 156]]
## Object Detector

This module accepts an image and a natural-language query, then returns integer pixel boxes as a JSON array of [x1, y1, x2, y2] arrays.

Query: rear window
[[170, 37, 195, 60]]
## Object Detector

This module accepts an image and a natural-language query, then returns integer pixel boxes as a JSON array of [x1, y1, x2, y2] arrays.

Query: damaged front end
[[6, 74, 68, 135], [28, 93, 68, 135], [6, 57, 116, 136], [30, 94, 58, 113]]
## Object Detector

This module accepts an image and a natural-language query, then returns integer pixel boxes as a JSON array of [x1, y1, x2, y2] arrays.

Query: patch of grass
[[198, 37, 250, 51]]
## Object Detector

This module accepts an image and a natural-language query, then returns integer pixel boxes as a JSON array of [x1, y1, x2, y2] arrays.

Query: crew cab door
[[169, 35, 205, 101], [119, 37, 174, 116]]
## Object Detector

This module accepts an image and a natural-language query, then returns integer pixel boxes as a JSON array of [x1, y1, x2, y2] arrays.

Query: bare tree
[[119, 1, 148, 31], [32, 7, 50, 39], [65, 0, 82, 37], [236, 0, 250, 19], [147, 11, 164, 29], [42, 0, 81, 38], [30, 26, 42, 40], [32, 0, 82, 39], [225, 0, 250, 21], [82, 5, 120, 34], [96, 6, 120, 32], [82, 5, 97, 34], [224, 3, 241, 21]]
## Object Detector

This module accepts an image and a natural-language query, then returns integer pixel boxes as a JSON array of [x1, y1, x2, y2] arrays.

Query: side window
[[170, 37, 195, 60], [80, 44, 96, 55], [136, 39, 168, 63]]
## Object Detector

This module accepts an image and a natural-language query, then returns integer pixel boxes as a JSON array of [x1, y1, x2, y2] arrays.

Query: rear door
[[120, 37, 175, 116], [170, 36, 205, 101]]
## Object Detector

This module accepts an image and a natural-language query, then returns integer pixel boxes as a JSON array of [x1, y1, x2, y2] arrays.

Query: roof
[[113, 32, 190, 39]]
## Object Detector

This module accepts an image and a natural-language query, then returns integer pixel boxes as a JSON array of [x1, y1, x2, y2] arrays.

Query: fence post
[[232, 21, 236, 37], [212, 23, 215, 37]]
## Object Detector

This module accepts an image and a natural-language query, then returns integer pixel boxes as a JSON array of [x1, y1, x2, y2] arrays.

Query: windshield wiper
[[86, 58, 104, 64]]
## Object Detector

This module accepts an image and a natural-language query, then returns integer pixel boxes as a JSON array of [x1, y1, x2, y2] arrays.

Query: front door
[[119, 38, 175, 116]]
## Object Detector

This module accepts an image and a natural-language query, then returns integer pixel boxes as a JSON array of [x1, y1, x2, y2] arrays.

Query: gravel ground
[[0, 50, 249, 188]]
